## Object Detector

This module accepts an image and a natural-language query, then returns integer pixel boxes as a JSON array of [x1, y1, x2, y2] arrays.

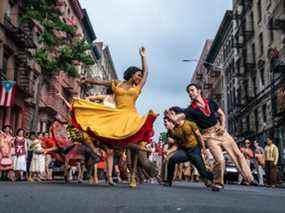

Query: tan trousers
[[203, 124, 253, 186]]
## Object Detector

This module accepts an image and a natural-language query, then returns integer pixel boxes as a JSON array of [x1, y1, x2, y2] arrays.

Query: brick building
[[0, 0, 117, 133]]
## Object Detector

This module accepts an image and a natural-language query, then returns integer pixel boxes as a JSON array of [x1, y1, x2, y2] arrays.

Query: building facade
[[0, 0, 118, 133], [0, 0, 38, 131], [191, 39, 213, 99], [231, 0, 285, 150], [204, 11, 234, 130]]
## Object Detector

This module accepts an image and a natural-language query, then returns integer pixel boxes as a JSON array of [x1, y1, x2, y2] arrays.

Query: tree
[[19, 0, 95, 131], [20, 0, 94, 77]]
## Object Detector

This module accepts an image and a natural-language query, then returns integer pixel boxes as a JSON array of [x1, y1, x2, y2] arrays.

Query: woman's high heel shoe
[[129, 175, 137, 188]]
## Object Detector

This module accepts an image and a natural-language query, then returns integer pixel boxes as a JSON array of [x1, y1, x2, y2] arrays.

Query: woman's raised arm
[[80, 77, 112, 87], [137, 47, 148, 89]]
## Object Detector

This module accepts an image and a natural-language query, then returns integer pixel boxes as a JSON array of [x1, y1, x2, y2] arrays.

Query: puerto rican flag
[[0, 81, 16, 107]]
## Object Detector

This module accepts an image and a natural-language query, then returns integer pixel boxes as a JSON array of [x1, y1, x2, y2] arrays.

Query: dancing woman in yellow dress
[[71, 47, 157, 187]]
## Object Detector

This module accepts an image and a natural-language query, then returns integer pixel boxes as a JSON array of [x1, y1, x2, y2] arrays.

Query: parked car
[[224, 153, 239, 184]]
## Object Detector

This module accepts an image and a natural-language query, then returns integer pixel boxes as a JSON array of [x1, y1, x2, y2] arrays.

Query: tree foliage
[[21, 0, 94, 77]]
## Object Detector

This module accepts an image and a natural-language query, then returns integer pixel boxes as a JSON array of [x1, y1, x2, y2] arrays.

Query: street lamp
[[182, 59, 224, 71]]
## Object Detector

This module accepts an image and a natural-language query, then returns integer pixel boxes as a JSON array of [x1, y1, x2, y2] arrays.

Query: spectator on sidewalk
[[0, 125, 15, 181], [253, 140, 265, 186], [29, 133, 45, 182], [264, 137, 279, 187], [13, 128, 28, 181]]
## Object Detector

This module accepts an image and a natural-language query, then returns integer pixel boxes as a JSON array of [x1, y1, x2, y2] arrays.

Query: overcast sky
[[79, 0, 232, 140]]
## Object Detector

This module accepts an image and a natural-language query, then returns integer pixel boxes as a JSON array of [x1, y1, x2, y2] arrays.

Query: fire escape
[[2, 14, 36, 97], [231, 0, 255, 137]]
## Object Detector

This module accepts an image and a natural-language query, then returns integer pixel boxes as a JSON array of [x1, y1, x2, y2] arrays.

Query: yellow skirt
[[72, 99, 150, 140]]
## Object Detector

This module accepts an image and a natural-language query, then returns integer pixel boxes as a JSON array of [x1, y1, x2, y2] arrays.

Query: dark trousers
[[167, 146, 213, 182], [26, 151, 33, 173], [265, 161, 277, 186]]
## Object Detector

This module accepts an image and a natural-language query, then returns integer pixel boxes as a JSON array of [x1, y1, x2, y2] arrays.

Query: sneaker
[[211, 185, 221, 192]]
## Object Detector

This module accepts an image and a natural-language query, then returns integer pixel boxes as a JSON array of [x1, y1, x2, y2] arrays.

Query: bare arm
[[81, 78, 112, 87], [194, 129, 206, 150], [137, 47, 148, 89]]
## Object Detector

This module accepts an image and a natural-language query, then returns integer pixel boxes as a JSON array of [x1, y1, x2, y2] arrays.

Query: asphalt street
[[0, 181, 284, 213]]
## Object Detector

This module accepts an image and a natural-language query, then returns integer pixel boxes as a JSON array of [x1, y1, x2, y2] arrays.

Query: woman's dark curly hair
[[16, 128, 25, 136], [123, 66, 143, 81]]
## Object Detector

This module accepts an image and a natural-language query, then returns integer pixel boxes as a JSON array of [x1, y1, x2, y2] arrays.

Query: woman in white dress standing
[[29, 133, 45, 182], [13, 128, 27, 180]]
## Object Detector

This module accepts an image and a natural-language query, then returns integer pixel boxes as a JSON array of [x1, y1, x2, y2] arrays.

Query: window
[[237, 89, 241, 104], [244, 80, 249, 100], [252, 76, 257, 96], [2, 52, 9, 78], [257, 0, 262, 23], [260, 67, 265, 86], [262, 104, 267, 123], [251, 43, 256, 63], [269, 29, 274, 45], [247, 116, 250, 131], [259, 33, 264, 56], [255, 109, 259, 131], [250, 11, 254, 31]]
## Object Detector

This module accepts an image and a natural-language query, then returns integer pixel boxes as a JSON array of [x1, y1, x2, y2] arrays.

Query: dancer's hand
[[164, 119, 175, 130], [139, 47, 146, 57], [164, 110, 177, 123]]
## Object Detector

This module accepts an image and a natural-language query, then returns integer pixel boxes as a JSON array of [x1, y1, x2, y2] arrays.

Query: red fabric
[[42, 137, 56, 149], [97, 161, 105, 169], [71, 110, 157, 147], [51, 121, 73, 149], [69, 110, 82, 130], [155, 143, 164, 156], [191, 98, 211, 117], [240, 147, 254, 159], [14, 138, 26, 156], [0, 81, 16, 107]]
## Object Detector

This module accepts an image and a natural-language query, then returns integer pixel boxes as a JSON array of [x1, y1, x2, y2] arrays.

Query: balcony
[[244, 61, 256, 74], [242, 20, 254, 41], [233, 39, 243, 49], [2, 15, 36, 49], [15, 51, 34, 97], [268, 0, 285, 31], [242, 0, 253, 14]]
